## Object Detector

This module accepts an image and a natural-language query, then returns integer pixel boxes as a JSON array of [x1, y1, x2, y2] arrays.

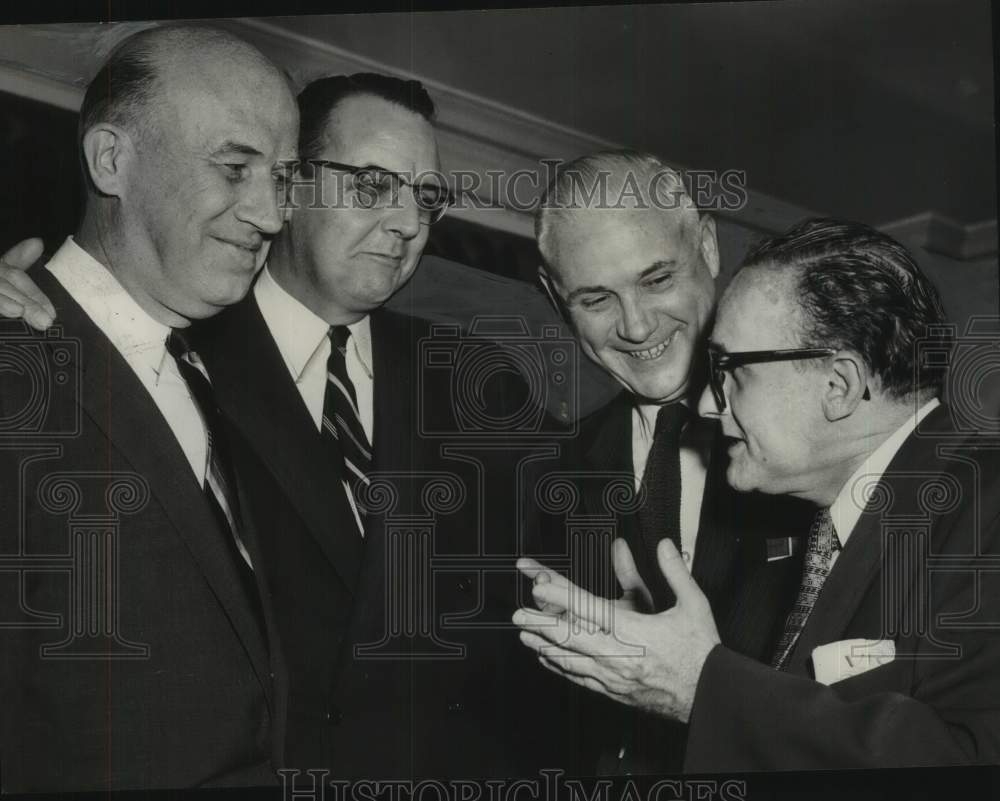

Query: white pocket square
[[811, 638, 896, 685]]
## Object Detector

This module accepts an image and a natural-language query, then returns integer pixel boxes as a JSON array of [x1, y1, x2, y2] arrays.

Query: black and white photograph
[[0, 1, 997, 798]]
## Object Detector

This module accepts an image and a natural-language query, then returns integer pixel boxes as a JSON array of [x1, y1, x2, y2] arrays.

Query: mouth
[[363, 252, 403, 266], [215, 237, 263, 256], [623, 330, 677, 361]]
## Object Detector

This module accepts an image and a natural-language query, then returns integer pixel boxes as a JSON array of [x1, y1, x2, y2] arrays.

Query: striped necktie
[[323, 325, 372, 536], [771, 507, 840, 670], [165, 329, 254, 572]]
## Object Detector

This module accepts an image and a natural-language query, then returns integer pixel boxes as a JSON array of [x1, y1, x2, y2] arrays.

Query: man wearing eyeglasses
[[516, 217, 1000, 769], [522, 150, 811, 773]]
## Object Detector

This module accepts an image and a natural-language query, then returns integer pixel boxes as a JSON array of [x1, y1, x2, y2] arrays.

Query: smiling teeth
[[628, 334, 673, 360]]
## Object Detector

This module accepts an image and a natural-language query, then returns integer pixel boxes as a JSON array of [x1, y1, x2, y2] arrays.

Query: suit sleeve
[[684, 506, 1000, 771]]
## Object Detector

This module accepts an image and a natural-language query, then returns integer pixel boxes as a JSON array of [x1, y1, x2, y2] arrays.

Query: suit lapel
[[200, 295, 363, 594], [689, 422, 741, 604], [36, 269, 274, 703], [579, 395, 637, 592]]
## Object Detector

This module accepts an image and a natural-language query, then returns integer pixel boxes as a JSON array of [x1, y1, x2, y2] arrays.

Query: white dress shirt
[[631, 401, 711, 567], [828, 397, 940, 564], [254, 266, 374, 441], [46, 237, 209, 484]]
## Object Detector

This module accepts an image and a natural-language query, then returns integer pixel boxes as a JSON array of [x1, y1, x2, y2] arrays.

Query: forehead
[[548, 206, 695, 288], [320, 94, 440, 173], [714, 270, 800, 351], [159, 62, 298, 160]]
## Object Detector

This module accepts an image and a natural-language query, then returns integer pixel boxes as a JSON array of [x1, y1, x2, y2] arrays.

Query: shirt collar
[[45, 236, 173, 382], [829, 397, 941, 548], [254, 264, 373, 382]]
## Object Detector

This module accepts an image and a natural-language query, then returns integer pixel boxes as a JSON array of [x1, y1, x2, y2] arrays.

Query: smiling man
[[530, 150, 810, 773], [518, 217, 1000, 771], [0, 25, 299, 791]]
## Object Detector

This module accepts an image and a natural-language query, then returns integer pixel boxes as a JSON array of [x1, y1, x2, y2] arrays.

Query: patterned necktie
[[165, 329, 254, 573], [771, 507, 839, 670], [323, 325, 372, 536], [636, 402, 690, 611]]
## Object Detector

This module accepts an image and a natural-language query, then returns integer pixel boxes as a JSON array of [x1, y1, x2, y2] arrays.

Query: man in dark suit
[[0, 26, 299, 791], [517, 218, 1000, 769], [523, 150, 810, 772], [192, 74, 547, 778]]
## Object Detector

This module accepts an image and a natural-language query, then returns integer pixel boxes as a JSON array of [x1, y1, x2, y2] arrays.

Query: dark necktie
[[636, 402, 690, 611], [323, 325, 372, 537], [166, 329, 254, 570], [771, 508, 840, 670]]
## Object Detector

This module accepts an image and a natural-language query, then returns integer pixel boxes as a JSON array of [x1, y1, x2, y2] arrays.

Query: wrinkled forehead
[[155, 52, 298, 157], [547, 204, 699, 283], [320, 95, 441, 174]]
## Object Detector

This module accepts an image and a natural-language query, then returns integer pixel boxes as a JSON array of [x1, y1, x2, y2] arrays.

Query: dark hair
[[77, 34, 158, 189], [741, 218, 952, 399], [297, 72, 435, 162]]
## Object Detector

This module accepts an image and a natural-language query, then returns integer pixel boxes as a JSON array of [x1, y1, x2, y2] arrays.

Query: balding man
[[0, 26, 297, 791], [518, 218, 1000, 770], [521, 151, 810, 773]]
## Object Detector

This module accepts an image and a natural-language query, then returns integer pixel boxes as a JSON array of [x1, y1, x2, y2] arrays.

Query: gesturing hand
[[513, 538, 721, 723]]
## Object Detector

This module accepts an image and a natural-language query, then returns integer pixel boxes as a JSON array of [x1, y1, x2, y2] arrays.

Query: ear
[[697, 214, 720, 279], [537, 266, 571, 324], [81, 123, 134, 197], [821, 351, 869, 421]]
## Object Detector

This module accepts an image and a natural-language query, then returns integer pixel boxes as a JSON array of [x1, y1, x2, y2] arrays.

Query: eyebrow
[[211, 142, 264, 158], [564, 260, 677, 304], [639, 259, 676, 278]]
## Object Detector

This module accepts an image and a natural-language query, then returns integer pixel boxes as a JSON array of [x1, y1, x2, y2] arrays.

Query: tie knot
[[166, 328, 197, 361], [811, 507, 839, 553], [653, 402, 689, 443], [330, 325, 351, 355]]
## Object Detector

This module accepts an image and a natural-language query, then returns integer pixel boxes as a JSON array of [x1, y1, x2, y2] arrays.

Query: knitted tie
[[636, 402, 689, 611], [771, 508, 839, 670], [323, 326, 372, 536]]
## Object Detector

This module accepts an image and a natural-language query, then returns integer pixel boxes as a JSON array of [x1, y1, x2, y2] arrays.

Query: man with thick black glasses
[[517, 217, 1000, 770]]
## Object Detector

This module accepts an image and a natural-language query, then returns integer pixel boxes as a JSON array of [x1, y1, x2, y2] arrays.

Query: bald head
[[79, 24, 293, 167], [74, 23, 299, 326], [536, 150, 701, 280]]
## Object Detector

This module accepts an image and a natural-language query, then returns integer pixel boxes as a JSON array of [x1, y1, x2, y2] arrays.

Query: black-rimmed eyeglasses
[[309, 160, 454, 225], [706, 347, 839, 413]]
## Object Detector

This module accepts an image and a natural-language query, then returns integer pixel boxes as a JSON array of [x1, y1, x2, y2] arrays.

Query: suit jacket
[[200, 294, 557, 779], [533, 391, 811, 774], [684, 404, 1000, 770], [0, 267, 283, 792]]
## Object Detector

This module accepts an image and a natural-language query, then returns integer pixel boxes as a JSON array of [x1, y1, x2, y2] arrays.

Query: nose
[[234, 172, 284, 236], [617, 293, 655, 343], [697, 380, 725, 419], [381, 186, 422, 240]]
